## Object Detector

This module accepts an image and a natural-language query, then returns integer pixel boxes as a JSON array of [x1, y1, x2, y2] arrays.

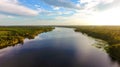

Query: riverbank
[[74, 26, 120, 62], [0, 26, 54, 49], [75, 26, 120, 45]]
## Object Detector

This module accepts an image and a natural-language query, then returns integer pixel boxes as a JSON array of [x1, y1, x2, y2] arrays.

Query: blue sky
[[0, 0, 120, 25]]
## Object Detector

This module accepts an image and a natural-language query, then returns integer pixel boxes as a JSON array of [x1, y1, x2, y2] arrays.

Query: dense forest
[[74, 26, 120, 62], [0, 26, 54, 49]]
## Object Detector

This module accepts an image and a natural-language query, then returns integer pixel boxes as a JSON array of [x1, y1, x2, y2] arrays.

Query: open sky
[[0, 0, 120, 25]]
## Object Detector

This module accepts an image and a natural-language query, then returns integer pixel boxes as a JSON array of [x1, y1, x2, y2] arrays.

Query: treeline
[[74, 26, 120, 62], [0, 26, 54, 49]]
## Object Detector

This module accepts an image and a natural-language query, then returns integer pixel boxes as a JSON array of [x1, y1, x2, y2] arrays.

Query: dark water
[[0, 27, 119, 67]]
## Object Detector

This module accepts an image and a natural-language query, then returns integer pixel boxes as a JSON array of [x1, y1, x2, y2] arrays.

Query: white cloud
[[41, 0, 81, 9], [74, 0, 115, 17], [34, 4, 40, 7], [53, 7, 60, 10], [0, 0, 39, 16], [0, 14, 9, 19], [1, 0, 18, 4], [88, 6, 120, 25], [102, 0, 114, 4], [80, 0, 114, 4], [79, 0, 114, 10], [0, 14, 15, 20], [57, 0, 119, 25]]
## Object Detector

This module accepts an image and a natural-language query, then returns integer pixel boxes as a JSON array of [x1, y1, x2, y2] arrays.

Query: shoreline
[[0, 26, 55, 49], [74, 26, 120, 62]]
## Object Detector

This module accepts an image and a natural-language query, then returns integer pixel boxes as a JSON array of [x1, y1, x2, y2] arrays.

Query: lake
[[0, 27, 119, 67]]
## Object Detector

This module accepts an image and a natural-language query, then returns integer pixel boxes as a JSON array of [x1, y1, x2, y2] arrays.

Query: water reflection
[[0, 27, 119, 67]]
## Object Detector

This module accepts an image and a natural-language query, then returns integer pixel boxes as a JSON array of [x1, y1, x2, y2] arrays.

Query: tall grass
[[0, 26, 54, 49], [74, 26, 120, 62]]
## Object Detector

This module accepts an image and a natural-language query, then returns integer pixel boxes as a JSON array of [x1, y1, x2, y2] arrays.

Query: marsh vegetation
[[74, 26, 120, 62], [0, 26, 54, 49], [1, 27, 119, 67]]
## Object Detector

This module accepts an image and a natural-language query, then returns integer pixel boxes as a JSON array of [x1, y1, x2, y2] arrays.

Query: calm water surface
[[0, 27, 119, 67]]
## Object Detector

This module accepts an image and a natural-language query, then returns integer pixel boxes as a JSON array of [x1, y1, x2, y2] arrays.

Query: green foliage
[[75, 26, 120, 45], [106, 44, 120, 62], [0, 26, 54, 49], [74, 26, 120, 62]]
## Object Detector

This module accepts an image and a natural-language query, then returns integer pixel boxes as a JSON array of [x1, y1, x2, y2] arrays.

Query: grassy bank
[[0, 26, 54, 49], [75, 26, 120, 45], [74, 26, 120, 62]]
